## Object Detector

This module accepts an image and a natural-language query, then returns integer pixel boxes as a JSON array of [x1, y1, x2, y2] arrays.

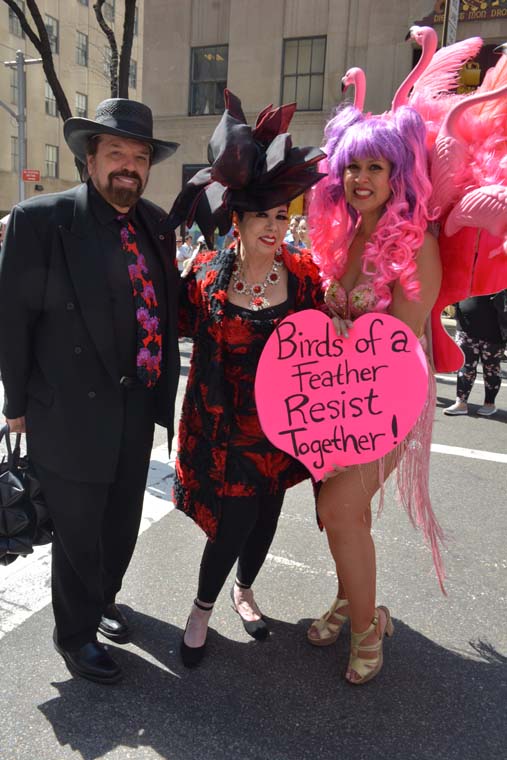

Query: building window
[[103, 45, 112, 77], [104, 0, 115, 22], [189, 45, 228, 116], [45, 81, 58, 116], [45, 144, 59, 178], [10, 68, 18, 106], [76, 31, 88, 66], [11, 136, 27, 171], [281, 36, 326, 111], [11, 135, 28, 172], [45, 14, 59, 54], [133, 6, 138, 36], [11, 136, 19, 172], [8, 1, 25, 37], [129, 60, 137, 89], [75, 92, 88, 118]]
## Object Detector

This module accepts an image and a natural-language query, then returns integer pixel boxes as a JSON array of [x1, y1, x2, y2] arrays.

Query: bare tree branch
[[93, 0, 119, 97], [2, 0, 137, 181], [2, 0, 73, 120], [25, 0, 72, 120], [2, 0, 40, 48], [118, 0, 137, 97], [2, 0, 136, 117]]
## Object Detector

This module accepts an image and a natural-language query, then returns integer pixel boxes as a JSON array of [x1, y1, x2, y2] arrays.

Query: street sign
[[22, 169, 41, 182], [443, 0, 460, 45]]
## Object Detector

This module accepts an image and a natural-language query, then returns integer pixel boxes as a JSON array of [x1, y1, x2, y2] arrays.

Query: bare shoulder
[[389, 231, 441, 335], [417, 232, 441, 274]]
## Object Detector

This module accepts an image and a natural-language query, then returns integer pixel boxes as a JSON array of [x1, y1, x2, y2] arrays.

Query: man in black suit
[[0, 99, 180, 684]]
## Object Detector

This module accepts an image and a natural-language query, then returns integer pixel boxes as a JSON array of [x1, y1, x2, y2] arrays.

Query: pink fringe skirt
[[378, 351, 446, 593]]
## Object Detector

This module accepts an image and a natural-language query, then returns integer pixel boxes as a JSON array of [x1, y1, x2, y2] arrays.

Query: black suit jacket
[[0, 183, 180, 482]]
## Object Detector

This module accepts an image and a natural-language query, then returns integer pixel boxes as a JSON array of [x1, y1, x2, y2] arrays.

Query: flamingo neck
[[353, 70, 366, 111], [392, 33, 438, 110], [343, 68, 366, 111], [445, 82, 507, 136]]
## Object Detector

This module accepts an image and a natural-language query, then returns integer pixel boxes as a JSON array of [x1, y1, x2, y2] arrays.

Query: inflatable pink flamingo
[[430, 43, 507, 230], [395, 28, 482, 152], [429, 100, 473, 217], [446, 185, 507, 253], [391, 26, 439, 111], [430, 50, 507, 215], [341, 67, 366, 111], [443, 46, 507, 248], [430, 43, 507, 372]]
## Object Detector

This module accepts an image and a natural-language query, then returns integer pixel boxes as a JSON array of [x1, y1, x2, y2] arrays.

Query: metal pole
[[442, 0, 460, 47], [3, 51, 41, 204], [442, 0, 450, 46], [16, 50, 26, 203]]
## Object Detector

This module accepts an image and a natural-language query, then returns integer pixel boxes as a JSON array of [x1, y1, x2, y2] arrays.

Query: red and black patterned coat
[[173, 243, 324, 539]]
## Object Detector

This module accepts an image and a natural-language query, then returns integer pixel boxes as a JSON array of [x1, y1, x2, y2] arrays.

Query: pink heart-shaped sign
[[255, 310, 429, 480]]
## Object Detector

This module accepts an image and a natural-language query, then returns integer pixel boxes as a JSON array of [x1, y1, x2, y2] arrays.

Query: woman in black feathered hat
[[170, 90, 326, 667]]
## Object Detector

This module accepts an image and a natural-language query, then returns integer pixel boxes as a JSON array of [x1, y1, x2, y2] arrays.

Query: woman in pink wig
[[307, 105, 444, 684]]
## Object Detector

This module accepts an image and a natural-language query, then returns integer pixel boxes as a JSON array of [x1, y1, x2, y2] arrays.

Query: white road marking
[[0, 445, 174, 640], [435, 374, 507, 387], [1, 434, 506, 639], [265, 553, 335, 577], [266, 554, 308, 569], [430, 443, 507, 463]]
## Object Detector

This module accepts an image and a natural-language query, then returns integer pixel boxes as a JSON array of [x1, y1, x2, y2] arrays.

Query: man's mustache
[[109, 171, 142, 187]]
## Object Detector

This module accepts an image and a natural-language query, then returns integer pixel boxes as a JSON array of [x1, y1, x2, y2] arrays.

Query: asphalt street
[[0, 332, 506, 760]]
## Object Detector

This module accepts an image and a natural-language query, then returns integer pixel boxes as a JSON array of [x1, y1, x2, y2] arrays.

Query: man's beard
[[103, 170, 146, 208]]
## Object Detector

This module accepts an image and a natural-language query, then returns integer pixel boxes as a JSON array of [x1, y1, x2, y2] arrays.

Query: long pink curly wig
[[309, 105, 433, 309]]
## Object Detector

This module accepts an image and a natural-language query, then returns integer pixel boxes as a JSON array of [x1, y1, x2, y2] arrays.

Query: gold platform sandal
[[307, 598, 349, 647], [346, 606, 394, 685]]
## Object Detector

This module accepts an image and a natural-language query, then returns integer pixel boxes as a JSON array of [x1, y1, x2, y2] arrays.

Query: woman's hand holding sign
[[325, 279, 353, 339], [331, 316, 353, 339]]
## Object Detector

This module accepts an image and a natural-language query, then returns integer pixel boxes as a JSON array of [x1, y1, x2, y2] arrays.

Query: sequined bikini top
[[325, 280, 383, 320]]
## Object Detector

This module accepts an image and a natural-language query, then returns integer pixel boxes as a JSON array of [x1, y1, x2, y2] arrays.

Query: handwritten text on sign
[[255, 310, 428, 480]]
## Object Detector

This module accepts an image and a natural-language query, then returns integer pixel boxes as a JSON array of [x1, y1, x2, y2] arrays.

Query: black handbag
[[0, 424, 52, 566]]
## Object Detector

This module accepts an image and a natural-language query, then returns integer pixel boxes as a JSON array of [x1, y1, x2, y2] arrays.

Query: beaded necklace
[[231, 248, 284, 310]]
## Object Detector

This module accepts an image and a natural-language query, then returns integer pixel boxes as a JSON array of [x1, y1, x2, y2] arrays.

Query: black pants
[[197, 492, 285, 605], [33, 386, 155, 650]]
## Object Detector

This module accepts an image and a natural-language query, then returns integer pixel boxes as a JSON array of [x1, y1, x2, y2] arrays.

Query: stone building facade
[[142, 0, 507, 212], [0, 0, 145, 215]]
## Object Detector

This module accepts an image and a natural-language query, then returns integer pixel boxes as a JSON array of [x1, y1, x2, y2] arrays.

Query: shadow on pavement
[[38, 611, 506, 760]]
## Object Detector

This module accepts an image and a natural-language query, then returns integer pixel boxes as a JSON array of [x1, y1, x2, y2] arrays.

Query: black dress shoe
[[98, 603, 130, 643], [53, 631, 122, 684], [180, 627, 207, 669], [230, 586, 269, 640], [180, 599, 213, 668]]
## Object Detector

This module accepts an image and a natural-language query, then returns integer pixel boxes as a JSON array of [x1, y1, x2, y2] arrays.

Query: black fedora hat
[[64, 98, 179, 165]]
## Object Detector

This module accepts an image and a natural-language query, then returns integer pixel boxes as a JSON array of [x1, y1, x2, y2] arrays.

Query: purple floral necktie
[[117, 215, 162, 388]]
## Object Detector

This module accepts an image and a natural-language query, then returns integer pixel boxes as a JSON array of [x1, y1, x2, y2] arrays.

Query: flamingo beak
[[404, 29, 412, 41], [493, 42, 507, 55], [341, 80, 346, 93]]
